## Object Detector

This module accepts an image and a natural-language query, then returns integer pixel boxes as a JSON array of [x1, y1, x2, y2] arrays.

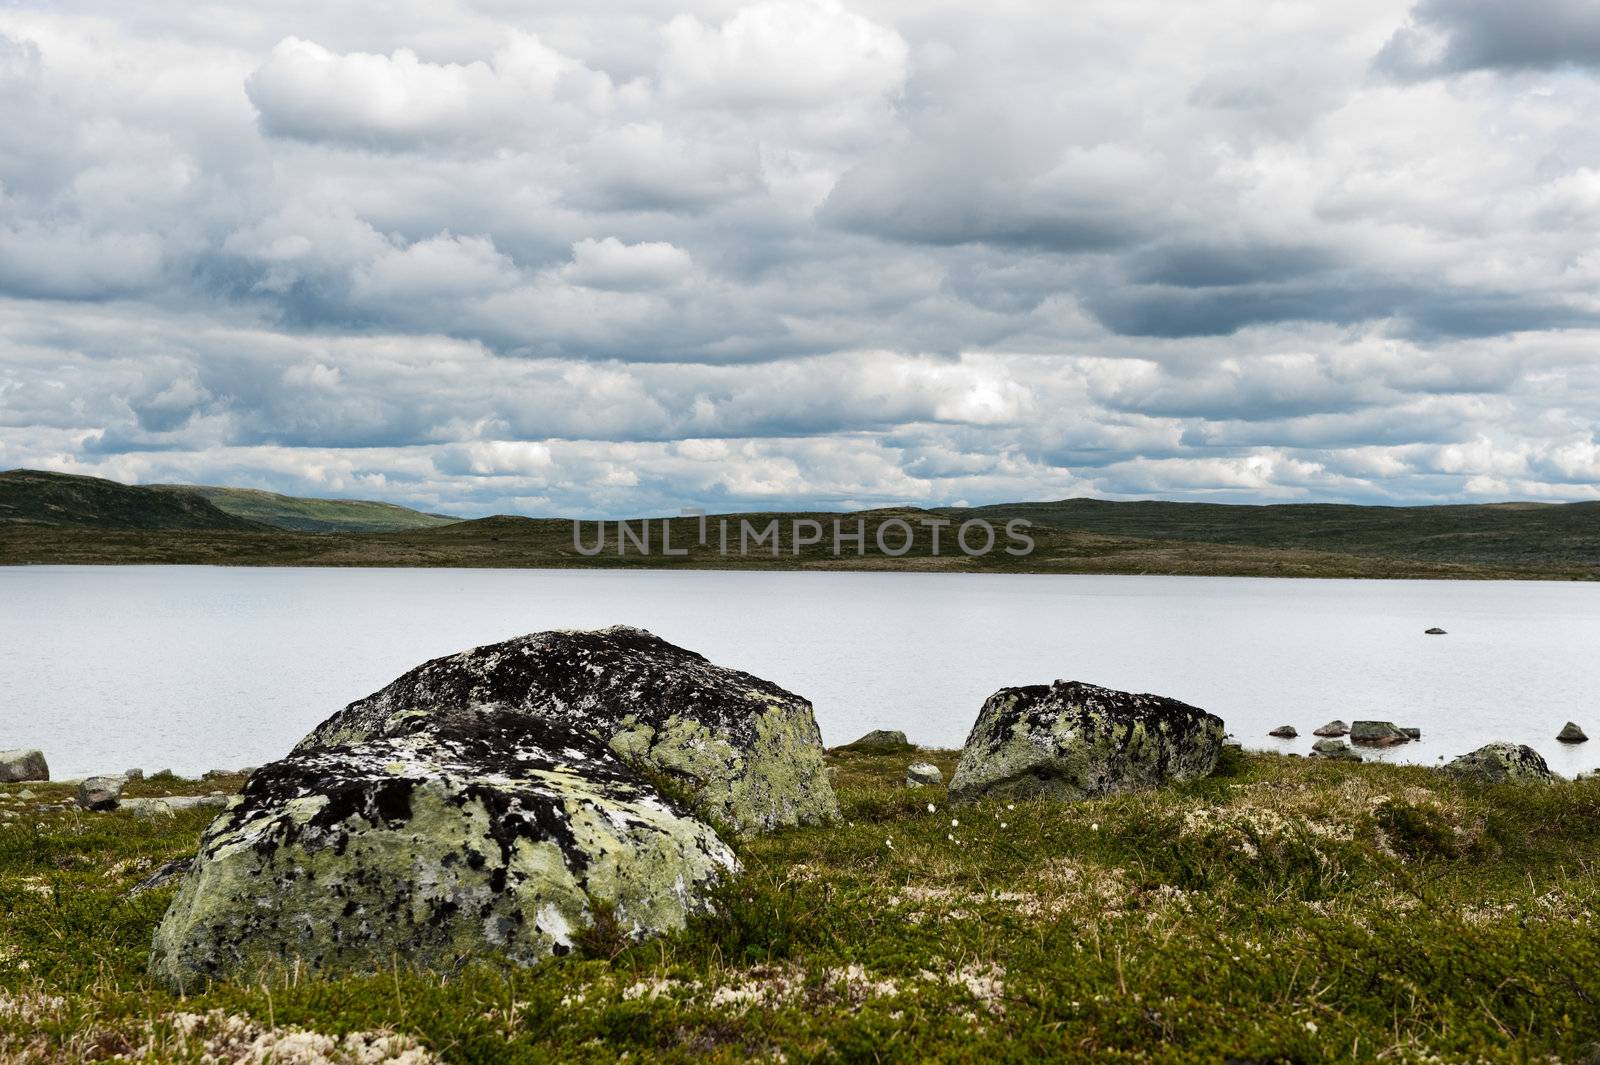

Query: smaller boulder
[[1312, 720, 1349, 738], [77, 774, 128, 811], [124, 769, 145, 781], [905, 762, 943, 788], [1268, 725, 1298, 738], [1401, 727, 1422, 740], [1350, 721, 1410, 746], [1424, 627, 1447, 635], [0, 749, 49, 783], [1557, 722, 1588, 744], [1310, 738, 1362, 761], [1443, 743, 1552, 784], [842, 729, 912, 752]]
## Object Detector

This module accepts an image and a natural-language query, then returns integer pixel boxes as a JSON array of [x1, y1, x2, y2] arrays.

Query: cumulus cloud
[[1, 1, 1599, 512], [245, 32, 614, 147]]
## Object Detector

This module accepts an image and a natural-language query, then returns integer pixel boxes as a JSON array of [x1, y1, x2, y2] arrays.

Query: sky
[[3, 0, 1600, 517]]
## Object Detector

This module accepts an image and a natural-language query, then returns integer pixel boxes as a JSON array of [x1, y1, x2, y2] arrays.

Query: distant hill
[[0, 470, 458, 535], [940, 498, 1600, 571], [150, 484, 460, 533], [0, 470, 270, 532], [2, 471, 1597, 578]]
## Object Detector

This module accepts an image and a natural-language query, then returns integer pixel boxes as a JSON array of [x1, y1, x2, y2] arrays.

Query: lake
[[2, 566, 1596, 780]]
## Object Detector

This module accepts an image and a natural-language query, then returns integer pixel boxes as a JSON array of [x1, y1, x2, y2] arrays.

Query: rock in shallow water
[[1310, 738, 1362, 761], [149, 715, 738, 991], [1350, 721, 1410, 746], [1558, 722, 1588, 744], [1268, 725, 1298, 739], [0, 749, 48, 784], [1312, 720, 1349, 738], [947, 681, 1225, 805], [296, 626, 838, 836], [1443, 743, 1553, 783]]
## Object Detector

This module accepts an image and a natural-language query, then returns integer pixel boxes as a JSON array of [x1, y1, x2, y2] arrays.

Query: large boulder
[[0, 749, 48, 783], [150, 715, 738, 991], [296, 626, 838, 835], [947, 681, 1225, 805], [1443, 743, 1553, 784]]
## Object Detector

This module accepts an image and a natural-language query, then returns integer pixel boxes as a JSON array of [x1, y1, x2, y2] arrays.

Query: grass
[[2, 752, 1598, 1062]]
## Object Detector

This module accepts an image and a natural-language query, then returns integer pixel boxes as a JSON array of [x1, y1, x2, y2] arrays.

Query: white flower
[[927, 803, 936, 813], [1304, 1020, 1318, 1033], [885, 838, 894, 849], [1000, 822, 1008, 829], [1006, 803, 1015, 811], [950, 818, 959, 827], [947, 833, 955, 842]]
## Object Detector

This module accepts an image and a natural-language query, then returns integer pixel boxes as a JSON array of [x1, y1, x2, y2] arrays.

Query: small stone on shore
[[905, 762, 943, 788]]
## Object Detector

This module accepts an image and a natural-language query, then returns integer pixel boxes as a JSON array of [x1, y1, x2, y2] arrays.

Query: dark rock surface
[[1312, 720, 1349, 737], [948, 681, 1225, 804], [1268, 725, 1297, 738], [296, 626, 838, 835], [150, 714, 738, 990], [1558, 722, 1588, 744]]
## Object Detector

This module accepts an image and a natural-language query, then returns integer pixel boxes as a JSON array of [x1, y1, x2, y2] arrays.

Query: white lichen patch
[[144, 1010, 437, 1064]]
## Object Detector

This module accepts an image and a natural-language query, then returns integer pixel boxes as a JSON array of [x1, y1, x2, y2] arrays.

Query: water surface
[[2, 566, 1596, 779]]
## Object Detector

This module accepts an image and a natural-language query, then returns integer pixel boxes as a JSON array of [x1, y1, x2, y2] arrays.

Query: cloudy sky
[[3, 0, 1600, 516]]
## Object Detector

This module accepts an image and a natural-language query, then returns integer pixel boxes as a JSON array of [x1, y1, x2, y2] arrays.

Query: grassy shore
[[2, 751, 1597, 1062]]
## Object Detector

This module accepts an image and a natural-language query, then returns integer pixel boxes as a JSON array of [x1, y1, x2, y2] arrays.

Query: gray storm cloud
[[0, 0, 1598, 515]]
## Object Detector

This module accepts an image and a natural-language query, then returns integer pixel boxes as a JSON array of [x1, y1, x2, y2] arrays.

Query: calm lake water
[[2, 566, 1597, 780]]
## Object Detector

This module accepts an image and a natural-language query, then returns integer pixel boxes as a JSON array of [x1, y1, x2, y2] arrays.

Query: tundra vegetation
[[2, 750, 1597, 1063]]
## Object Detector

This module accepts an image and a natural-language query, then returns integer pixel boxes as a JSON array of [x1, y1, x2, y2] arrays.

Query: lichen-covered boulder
[[150, 715, 737, 991], [1443, 742, 1553, 784], [0, 749, 48, 783], [947, 681, 1225, 805], [905, 762, 943, 788], [296, 627, 837, 836]]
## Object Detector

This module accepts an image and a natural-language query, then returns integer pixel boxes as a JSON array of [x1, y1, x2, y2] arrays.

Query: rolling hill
[[0, 470, 270, 532], [150, 484, 459, 533]]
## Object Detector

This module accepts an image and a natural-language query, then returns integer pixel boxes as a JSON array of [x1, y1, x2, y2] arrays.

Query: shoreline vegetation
[[3, 750, 1597, 1062], [4, 469, 1599, 580]]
